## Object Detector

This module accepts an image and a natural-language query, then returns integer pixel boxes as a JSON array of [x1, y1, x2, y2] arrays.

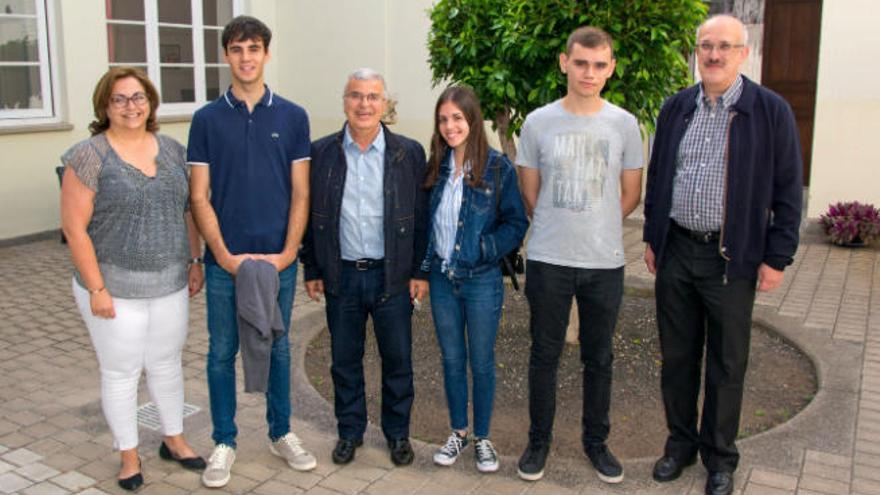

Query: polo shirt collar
[[343, 124, 385, 154], [223, 84, 274, 109], [697, 74, 743, 111]]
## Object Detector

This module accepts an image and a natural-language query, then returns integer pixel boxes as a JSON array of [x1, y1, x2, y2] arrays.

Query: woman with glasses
[[420, 85, 528, 472], [61, 67, 206, 491]]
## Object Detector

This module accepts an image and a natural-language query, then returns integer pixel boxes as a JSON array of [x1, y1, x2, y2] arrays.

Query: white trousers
[[73, 279, 189, 451]]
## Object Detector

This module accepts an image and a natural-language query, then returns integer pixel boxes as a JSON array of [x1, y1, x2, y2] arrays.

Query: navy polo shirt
[[187, 86, 310, 264]]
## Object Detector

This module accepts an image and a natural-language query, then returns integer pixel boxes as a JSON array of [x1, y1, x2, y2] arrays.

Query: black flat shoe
[[332, 438, 363, 465], [117, 472, 143, 492], [388, 438, 414, 466], [159, 442, 207, 471], [652, 454, 697, 482], [118, 458, 143, 492]]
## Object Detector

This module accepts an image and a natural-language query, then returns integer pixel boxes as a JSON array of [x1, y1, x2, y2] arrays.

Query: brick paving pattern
[[0, 224, 877, 493]]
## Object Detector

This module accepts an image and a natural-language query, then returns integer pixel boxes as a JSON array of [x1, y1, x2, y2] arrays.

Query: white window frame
[[107, 0, 244, 117], [0, 0, 61, 125]]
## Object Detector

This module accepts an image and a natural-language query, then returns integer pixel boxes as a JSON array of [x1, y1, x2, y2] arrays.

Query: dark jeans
[[205, 263, 296, 448], [429, 259, 503, 438], [325, 263, 414, 441], [655, 226, 756, 473], [525, 260, 623, 447]]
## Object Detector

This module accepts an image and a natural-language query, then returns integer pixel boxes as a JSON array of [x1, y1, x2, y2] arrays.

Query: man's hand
[[305, 279, 324, 301], [253, 252, 296, 273], [644, 244, 657, 275], [409, 279, 428, 303], [218, 253, 251, 275], [757, 263, 784, 292]]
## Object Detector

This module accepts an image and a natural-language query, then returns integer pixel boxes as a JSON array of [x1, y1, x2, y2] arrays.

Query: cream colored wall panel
[[384, 0, 440, 145], [808, 0, 880, 217], [275, 0, 386, 140]]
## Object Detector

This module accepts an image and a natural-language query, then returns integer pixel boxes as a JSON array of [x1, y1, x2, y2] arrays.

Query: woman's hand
[[90, 289, 116, 318], [188, 264, 204, 297]]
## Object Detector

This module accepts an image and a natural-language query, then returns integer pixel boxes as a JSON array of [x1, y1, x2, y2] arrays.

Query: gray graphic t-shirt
[[517, 99, 643, 269]]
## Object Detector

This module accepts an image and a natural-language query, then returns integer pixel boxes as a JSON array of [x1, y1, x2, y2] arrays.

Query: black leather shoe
[[705, 471, 734, 495], [332, 438, 363, 465], [652, 454, 697, 482], [159, 442, 207, 471], [388, 438, 414, 466]]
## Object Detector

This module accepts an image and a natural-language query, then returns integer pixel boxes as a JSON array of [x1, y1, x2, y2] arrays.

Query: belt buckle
[[700, 231, 713, 243], [355, 259, 370, 271]]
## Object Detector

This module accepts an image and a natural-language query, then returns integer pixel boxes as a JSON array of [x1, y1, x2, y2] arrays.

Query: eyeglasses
[[344, 91, 384, 103], [697, 42, 745, 54], [109, 92, 149, 108]]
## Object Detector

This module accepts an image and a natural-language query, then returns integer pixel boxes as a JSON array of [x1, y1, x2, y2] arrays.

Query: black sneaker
[[517, 441, 549, 481], [585, 443, 624, 484]]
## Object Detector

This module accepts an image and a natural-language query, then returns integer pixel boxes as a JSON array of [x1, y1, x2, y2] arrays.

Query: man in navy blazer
[[643, 14, 802, 495], [301, 68, 429, 467]]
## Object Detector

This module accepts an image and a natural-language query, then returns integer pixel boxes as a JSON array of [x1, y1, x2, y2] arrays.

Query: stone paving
[[0, 223, 878, 494]]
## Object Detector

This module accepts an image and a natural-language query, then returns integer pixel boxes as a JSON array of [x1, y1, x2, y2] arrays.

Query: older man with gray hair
[[301, 68, 429, 466], [643, 14, 802, 495]]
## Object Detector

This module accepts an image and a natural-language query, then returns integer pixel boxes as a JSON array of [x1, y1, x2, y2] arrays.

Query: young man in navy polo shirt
[[188, 16, 314, 488]]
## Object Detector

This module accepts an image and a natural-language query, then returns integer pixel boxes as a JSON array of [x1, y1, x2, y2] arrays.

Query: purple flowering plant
[[820, 201, 880, 245]]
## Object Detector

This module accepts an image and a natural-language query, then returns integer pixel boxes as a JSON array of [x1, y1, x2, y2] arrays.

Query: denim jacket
[[301, 123, 429, 297], [420, 148, 528, 278]]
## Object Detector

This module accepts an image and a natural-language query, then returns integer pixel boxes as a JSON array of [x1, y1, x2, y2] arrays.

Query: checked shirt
[[670, 75, 744, 232]]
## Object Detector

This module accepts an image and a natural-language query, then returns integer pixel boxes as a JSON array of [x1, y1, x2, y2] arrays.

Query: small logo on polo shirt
[[271, 132, 280, 139]]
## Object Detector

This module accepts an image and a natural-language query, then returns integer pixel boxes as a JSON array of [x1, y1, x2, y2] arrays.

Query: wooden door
[[761, 0, 822, 186]]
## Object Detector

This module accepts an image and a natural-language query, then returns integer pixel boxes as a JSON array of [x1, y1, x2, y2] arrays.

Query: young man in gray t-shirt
[[516, 26, 643, 484]]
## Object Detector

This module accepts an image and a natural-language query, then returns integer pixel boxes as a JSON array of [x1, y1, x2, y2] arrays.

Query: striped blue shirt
[[670, 75, 743, 232], [433, 154, 466, 270], [340, 125, 385, 260]]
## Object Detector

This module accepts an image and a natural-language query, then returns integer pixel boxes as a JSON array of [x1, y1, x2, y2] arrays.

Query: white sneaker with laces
[[475, 438, 500, 473], [202, 444, 235, 488], [434, 431, 468, 466], [270, 432, 317, 471]]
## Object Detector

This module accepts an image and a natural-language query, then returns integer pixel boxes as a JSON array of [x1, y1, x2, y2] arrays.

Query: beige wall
[[272, 0, 440, 144], [808, 1, 880, 217]]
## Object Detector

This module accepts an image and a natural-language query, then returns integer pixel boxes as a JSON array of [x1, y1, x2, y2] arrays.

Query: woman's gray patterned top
[[62, 133, 190, 298]]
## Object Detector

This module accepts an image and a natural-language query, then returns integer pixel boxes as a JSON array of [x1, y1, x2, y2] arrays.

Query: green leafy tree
[[428, 0, 707, 158]]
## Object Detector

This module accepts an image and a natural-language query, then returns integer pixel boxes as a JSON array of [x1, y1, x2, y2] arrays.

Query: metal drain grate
[[137, 402, 201, 431]]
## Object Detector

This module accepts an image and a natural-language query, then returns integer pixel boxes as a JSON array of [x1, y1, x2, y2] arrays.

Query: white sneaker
[[270, 432, 317, 471], [475, 438, 500, 473], [433, 431, 468, 466], [201, 444, 235, 488]]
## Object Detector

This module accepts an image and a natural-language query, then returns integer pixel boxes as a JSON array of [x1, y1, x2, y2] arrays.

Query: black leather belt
[[672, 221, 720, 244], [342, 258, 384, 271]]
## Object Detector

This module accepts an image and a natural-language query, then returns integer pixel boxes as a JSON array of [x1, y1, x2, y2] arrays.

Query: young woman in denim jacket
[[420, 86, 528, 472]]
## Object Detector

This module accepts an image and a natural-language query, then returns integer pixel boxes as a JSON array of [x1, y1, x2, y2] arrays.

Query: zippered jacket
[[643, 76, 803, 279], [301, 124, 429, 296]]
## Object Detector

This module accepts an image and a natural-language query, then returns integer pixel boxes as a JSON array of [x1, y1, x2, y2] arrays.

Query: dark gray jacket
[[235, 259, 284, 393]]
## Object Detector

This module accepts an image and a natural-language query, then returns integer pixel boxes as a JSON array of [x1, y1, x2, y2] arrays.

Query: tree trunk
[[494, 108, 517, 160]]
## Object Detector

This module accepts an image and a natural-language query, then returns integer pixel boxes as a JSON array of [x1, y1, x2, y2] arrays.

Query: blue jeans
[[525, 260, 623, 446], [429, 260, 502, 438], [205, 262, 296, 448], [325, 263, 414, 441]]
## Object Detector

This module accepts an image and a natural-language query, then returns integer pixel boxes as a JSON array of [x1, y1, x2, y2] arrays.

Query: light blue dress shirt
[[340, 125, 385, 260], [433, 154, 466, 270]]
